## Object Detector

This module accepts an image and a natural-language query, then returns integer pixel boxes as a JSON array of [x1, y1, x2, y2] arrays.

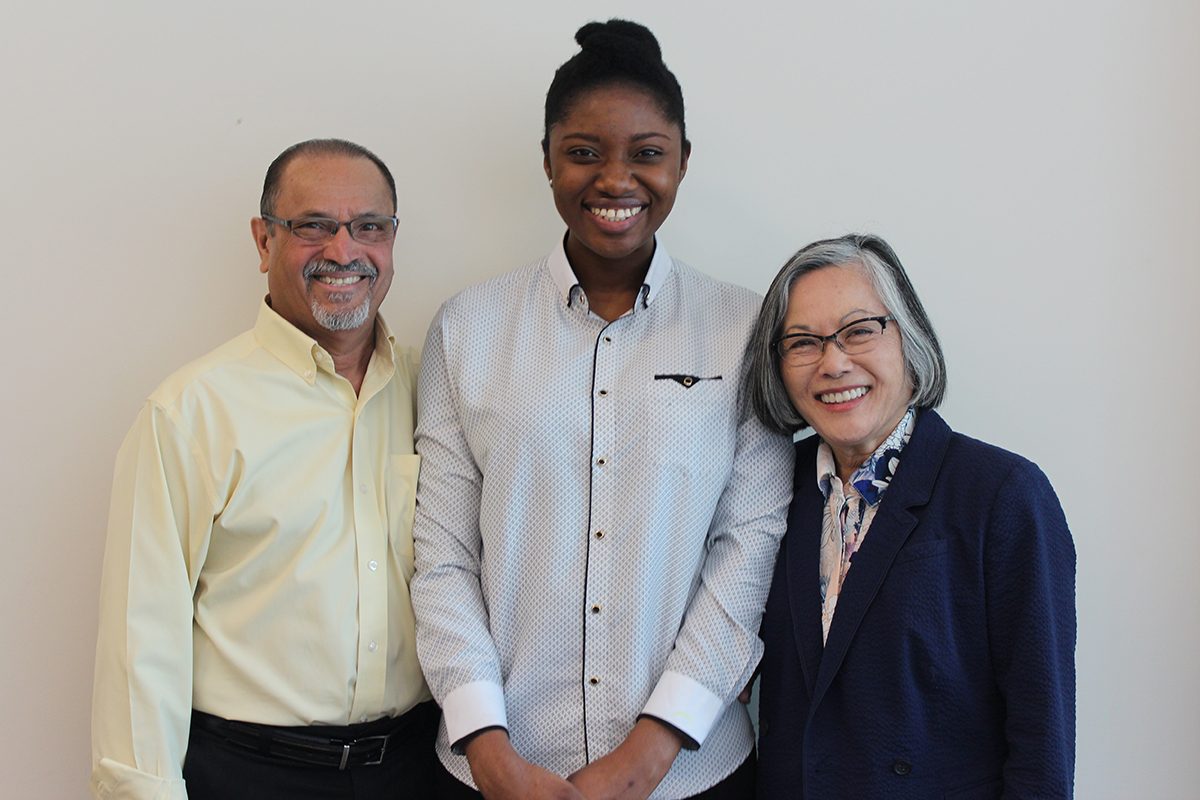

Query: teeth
[[820, 387, 869, 404], [315, 276, 363, 286], [590, 206, 644, 222]]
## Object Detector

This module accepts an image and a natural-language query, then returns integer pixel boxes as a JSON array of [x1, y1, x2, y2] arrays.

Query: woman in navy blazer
[[744, 234, 1075, 799]]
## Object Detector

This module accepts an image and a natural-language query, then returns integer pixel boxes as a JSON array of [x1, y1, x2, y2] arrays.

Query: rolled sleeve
[[91, 757, 188, 800], [92, 403, 216, 798]]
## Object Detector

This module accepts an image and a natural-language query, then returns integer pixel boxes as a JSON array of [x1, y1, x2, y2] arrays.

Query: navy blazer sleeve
[[985, 459, 1076, 797]]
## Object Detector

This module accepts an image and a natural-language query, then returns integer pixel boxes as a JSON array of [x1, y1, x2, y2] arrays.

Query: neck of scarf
[[817, 407, 916, 644]]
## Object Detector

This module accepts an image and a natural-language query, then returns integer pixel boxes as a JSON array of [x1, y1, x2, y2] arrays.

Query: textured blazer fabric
[[756, 410, 1076, 799]]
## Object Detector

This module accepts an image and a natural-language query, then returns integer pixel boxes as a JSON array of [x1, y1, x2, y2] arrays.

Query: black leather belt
[[191, 706, 430, 770]]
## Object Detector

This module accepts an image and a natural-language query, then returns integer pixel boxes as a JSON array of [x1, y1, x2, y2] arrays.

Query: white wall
[[1, 1, 1195, 796]]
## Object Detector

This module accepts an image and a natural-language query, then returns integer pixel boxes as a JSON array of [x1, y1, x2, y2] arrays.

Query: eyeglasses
[[772, 316, 895, 366], [262, 213, 398, 244]]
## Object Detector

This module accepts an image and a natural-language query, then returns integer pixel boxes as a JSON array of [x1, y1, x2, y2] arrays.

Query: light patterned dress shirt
[[91, 301, 430, 800], [411, 238, 793, 797]]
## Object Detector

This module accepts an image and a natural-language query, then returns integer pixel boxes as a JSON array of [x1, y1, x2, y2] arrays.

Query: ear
[[543, 151, 553, 184], [679, 140, 692, 181], [251, 217, 272, 274]]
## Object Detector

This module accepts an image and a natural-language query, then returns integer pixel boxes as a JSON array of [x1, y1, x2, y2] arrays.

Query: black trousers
[[435, 749, 755, 799], [183, 702, 440, 800]]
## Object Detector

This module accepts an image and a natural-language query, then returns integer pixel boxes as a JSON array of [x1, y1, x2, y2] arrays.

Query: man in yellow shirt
[[91, 139, 435, 799]]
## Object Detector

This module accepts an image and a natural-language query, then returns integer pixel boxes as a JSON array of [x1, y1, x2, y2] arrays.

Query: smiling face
[[781, 264, 914, 476], [251, 153, 395, 345], [543, 83, 689, 277]]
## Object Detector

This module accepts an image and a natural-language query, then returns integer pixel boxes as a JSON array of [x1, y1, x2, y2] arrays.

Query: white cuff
[[641, 670, 724, 747], [442, 680, 507, 748]]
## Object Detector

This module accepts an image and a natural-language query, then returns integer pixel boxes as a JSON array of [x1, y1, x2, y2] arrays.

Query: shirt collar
[[547, 233, 673, 311], [817, 407, 917, 506], [254, 298, 396, 384]]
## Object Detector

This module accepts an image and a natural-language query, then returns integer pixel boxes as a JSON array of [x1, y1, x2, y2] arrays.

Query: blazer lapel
[[808, 411, 954, 709], [786, 434, 826, 698]]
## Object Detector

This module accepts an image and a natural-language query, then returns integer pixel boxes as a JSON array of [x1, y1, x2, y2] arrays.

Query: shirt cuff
[[443, 680, 508, 751], [91, 757, 188, 800], [641, 670, 723, 748]]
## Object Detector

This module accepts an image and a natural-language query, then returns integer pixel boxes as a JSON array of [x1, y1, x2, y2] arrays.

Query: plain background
[[1, 1, 1196, 797]]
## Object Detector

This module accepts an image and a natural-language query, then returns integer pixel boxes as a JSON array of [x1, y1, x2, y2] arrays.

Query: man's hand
[[465, 729, 586, 800], [567, 718, 683, 800]]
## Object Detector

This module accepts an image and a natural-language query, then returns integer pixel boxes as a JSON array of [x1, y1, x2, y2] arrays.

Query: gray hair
[[746, 233, 947, 434]]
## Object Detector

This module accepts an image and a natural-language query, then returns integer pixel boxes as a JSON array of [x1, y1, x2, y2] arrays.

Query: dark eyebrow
[[559, 132, 673, 143]]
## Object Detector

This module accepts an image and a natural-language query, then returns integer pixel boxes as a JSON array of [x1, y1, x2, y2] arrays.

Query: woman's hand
[[465, 729, 586, 800], [567, 718, 683, 800]]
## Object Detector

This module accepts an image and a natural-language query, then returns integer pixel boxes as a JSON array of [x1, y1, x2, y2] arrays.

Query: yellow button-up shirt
[[91, 301, 429, 800]]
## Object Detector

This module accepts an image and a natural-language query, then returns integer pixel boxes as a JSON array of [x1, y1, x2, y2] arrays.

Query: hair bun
[[574, 19, 662, 62], [544, 18, 686, 146]]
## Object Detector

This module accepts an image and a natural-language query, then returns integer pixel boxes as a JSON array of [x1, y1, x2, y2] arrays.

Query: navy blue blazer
[[757, 410, 1075, 799]]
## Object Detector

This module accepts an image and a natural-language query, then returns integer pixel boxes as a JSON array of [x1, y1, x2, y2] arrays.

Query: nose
[[320, 223, 362, 265], [817, 339, 853, 377], [595, 157, 636, 195]]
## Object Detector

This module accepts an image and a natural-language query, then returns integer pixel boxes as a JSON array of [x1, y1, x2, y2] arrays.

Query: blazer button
[[892, 759, 912, 776]]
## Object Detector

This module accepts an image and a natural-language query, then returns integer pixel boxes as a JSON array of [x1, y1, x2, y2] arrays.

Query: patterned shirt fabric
[[817, 407, 916, 643], [411, 238, 793, 797], [91, 301, 429, 800]]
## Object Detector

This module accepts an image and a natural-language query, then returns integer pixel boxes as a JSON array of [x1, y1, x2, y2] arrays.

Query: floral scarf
[[816, 407, 916, 644]]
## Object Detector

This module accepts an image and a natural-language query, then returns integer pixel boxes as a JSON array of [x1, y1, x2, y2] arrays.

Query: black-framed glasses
[[262, 213, 398, 244], [772, 315, 895, 366]]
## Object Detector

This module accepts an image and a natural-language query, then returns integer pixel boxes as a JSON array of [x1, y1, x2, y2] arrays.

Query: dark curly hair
[[542, 19, 686, 152]]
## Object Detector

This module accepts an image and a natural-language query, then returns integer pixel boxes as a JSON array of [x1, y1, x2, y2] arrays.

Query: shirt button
[[603, 336, 612, 343], [590, 604, 601, 614], [360, 715, 368, 723], [892, 759, 912, 776], [368, 560, 378, 572], [358, 482, 368, 494], [596, 457, 606, 467], [597, 389, 608, 397], [594, 530, 605, 540], [368, 641, 378, 652], [588, 676, 600, 686]]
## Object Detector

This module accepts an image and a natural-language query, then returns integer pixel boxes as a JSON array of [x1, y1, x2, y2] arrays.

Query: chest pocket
[[633, 373, 737, 473], [386, 454, 421, 581]]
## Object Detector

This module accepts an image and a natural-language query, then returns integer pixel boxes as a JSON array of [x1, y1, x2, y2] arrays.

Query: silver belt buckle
[[352, 734, 390, 768]]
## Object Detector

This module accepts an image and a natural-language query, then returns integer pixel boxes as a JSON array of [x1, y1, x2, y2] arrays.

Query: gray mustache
[[303, 259, 378, 280]]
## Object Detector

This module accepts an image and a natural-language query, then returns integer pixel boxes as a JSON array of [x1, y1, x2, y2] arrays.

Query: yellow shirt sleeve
[[91, 401, 216, 799]]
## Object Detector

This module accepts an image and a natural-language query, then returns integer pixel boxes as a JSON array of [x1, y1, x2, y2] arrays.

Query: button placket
[[583, 322, 622, 756], [347, 418, 387, 721]]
